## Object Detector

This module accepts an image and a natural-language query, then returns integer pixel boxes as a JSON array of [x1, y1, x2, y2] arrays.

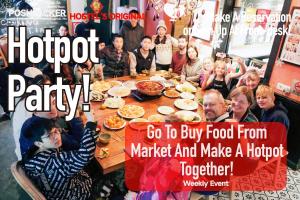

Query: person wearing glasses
[[19, 107, 97, 200]]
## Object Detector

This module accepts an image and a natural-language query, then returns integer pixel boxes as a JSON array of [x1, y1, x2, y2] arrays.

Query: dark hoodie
[[120, 21, 144, 52], [261, 102, 290, 131]]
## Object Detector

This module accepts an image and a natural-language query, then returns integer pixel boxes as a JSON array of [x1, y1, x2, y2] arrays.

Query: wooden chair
[[10, 161, 46, 200]]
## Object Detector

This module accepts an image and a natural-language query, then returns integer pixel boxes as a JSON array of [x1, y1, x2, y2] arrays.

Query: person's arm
[[61, 117, 84, 151], [202, 74, 215, 90], [225, 58, 246, 84], [129, 52, 137, 76], [150, 35, 157, 50], [58, 121, 97, 178], [167, 34, 178, 47], [94, 64, 104, 80], [186, 65, 202, 82], [236, 74, 246, 87], [55, 111, 97, 178]]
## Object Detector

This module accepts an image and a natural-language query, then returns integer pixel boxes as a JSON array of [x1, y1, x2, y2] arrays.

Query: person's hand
[[236, 57, 244, 65], [166, 34, 171, 40], [98, 42, 105, 51], [152, 34, 157, 41], [96, 64, 103, 76]]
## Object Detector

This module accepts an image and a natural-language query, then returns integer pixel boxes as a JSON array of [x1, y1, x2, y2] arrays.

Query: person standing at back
[[120, 9, 144, 52]]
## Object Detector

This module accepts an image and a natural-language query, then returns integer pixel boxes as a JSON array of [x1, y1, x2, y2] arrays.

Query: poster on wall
[[0, 0, 68, 36], [191, 0, 216, 41], [280, 7, 300, 66]]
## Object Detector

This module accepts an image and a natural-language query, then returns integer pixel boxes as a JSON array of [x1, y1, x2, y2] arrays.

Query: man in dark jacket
[[120, 9, 144, 52], [100, 34, 129, 78], [256, 85, 290, 131]]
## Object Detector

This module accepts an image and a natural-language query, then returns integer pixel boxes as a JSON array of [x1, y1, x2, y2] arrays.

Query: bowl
[[98, 133, 111, 144], [136, 80, 165, 96]]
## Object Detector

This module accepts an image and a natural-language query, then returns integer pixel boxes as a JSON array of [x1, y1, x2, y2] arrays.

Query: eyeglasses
[[41, 128, 62, 140]]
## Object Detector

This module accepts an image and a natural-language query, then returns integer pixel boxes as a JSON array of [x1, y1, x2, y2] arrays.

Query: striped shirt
[[23, 122, 97, 200]]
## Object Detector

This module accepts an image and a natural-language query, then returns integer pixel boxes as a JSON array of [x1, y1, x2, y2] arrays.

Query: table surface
[[91, 75, 204, 174]]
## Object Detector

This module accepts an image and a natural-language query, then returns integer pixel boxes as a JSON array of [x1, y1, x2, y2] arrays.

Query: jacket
[[120, 21, 144, 52], [100, 45, 130, 78], [261, 102, 290, 131], [22, 122, 97, 200]]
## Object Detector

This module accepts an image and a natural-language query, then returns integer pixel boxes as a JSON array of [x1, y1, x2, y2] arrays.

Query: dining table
[[90, 75, 205, 174]]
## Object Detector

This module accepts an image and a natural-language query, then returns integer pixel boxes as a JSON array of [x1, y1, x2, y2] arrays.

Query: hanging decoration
[[163, 0, 186, 22], [146, 0, 164, 21], [90, 0, 103, 14], [160, 0, 203, 23]]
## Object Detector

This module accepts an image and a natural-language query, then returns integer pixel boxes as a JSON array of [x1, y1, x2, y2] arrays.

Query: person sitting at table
[[20, 110, 97, 200], [60, 63, 75, 85], [199, 57, 214, 86], [100, 34, 130, 78], [227, 86, 258, 122], [256, 85, 290, 131], [202, 58, 246, 98], [129, 36, 156, 76], [236, 69, 261, 90], [180, 45, 202, 83], [74, 59, 103, 83], [203, 89, 230, 122], [170, 35, 188, 75], [151, 20, 178, 71], [120, 9, 144, 52], [236, 69, 261, 119]]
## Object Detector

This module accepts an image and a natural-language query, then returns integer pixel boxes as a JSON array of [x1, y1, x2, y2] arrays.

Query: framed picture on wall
[[280, 7, 300, 66]]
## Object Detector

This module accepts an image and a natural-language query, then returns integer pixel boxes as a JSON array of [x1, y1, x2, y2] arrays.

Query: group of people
[[0, 8, 291, 200]]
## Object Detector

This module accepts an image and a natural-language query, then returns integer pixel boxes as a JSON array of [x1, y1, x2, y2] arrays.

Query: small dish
[[180, 92, 195, 100], [98, 133, 111, 144], [157, 106, 175, 115]]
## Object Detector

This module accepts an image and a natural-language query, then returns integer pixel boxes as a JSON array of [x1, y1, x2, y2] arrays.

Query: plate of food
[[118, 105, 145, 119], [148, 114, 165, 122], [91, 81, 112, 92], [163, 80, 175, 88], [103, 97, 125, 109], [90, 91, 105, 102], [174, 99, 198, 111], [107, 86, 131, 97], [163, 89, 180, 98], [175, 110, 201, 122], [176, 82, 197, 93], [122, 80, 137, 90], [103, 115, 126, 130], [129, 118, 149, 130], [150, 75, 166, 82], [180, 92, 195, 100], [109, 80, 122, 87], [157, 106, 175, 115], [136, 80, 165, 96]]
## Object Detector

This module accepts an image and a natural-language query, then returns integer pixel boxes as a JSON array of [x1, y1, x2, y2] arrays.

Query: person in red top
[[170, 35, 188, 75]]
